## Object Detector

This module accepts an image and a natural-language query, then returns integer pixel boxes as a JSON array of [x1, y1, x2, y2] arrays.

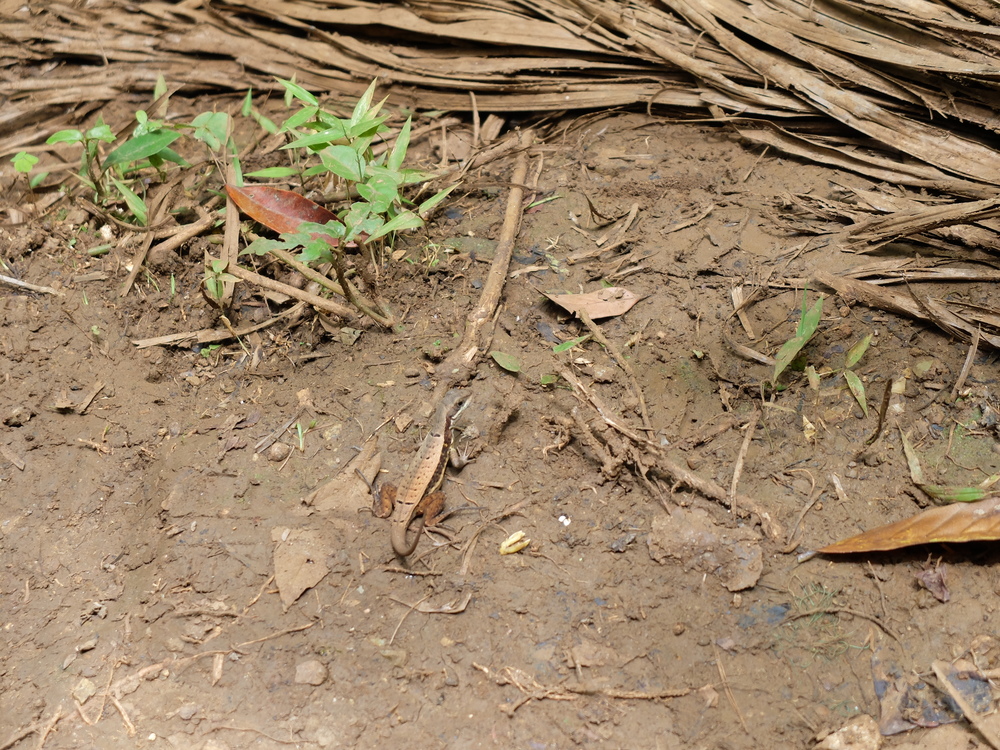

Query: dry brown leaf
[[819, 495, 1000, 553], [541, 287, 638, 320]]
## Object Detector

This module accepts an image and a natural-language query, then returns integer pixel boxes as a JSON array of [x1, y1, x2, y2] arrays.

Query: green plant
[[204, 258, 239, 302], [236, 78, 454, 327], [773, 290, 871, 414], [45, 90, 248, 227], [10, 151, 47, 189]]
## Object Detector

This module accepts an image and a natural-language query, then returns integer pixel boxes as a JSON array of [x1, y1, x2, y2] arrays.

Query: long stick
[[433, 129, 534, 401]]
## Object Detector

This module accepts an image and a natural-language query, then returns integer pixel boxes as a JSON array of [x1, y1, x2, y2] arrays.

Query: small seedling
[[233, 78, 455, 327], [773, 291, 823, 383], [10, 151, 47, 189], [776, 290, 871, 415]]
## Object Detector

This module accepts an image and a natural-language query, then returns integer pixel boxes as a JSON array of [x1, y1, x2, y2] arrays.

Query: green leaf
[[244, 166, 301, 179], [553, 334, 591, 353], [418, 185, 456, 215], [346, 113, 390, 140], [46, 129, 84, 145], [845, 333, 873, 369], [798, 295, 823, 338], [255, 113, 278, 135], [490, 351, 521, 373], [297, 238, 337, 265], [276, 77, 318, 106], [387, 116, 412, 172], [110, 177, 147, 226], [102, 129, 181, 171], [231, 155, 243, 186], [773, 296, 823, 381], [400, 168, 436, 185], [241, 88, 254, 118], [153, 74, 168, 102], [85, 123, 115, 143], [155, 147, 190, 167], [29, 172, 49, 188], [241, 237, 290, 256], [349, 79, 378, 128], [192, 111, 229, 151], [319, 144, 364, 182], [282, 123, 349, 150], [843, 370, 868, 417], [540, 373, 559, 386], [279, 107, 320, 133], [11, 151, 38, 174], [366, 210, 423, 242]]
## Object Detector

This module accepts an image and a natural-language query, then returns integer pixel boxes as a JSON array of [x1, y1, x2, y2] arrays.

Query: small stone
[[403, 367, 422, 379], [165, 637, 186, 653], [76, 636, 98, 653], [72, 677, 97, 704], [294, 659, 327, 686], [267, 442, 292, 462], [177, 703, 199, 721], [673, 623, 686, 636]]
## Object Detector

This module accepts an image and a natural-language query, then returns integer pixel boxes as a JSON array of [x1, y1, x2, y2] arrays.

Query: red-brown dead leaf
[[819, 495, 1000, 553], [225, 184, 338, 235]]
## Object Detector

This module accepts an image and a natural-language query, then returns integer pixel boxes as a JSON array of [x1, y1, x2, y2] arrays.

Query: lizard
[[374, 390, 471, 558]]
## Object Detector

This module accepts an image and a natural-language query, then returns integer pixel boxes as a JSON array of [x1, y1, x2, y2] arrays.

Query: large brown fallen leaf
[[225, 184, 339, 235], [540, 286, 639, 320], [819, 495, 1000, 553]]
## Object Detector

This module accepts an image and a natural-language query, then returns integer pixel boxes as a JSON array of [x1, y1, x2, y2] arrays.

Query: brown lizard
[[375, 390, 470, 558]]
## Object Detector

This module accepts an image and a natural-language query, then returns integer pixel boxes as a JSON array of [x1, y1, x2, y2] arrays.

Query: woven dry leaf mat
[[4, 0, 1000, 190]]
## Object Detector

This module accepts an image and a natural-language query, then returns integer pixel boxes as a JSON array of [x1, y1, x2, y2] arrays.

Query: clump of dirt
[[3, 108, 1000, 750]]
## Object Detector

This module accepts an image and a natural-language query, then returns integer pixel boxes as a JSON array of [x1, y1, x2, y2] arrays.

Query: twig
[[728, 414, 758, 512], [131, 300, 307, 348], [34, 704, 63, 749], [578, 310, 653, 436], [433, 129, 534, 401], [119, 180, 175, 297], [226, 263, 355, 320], [931, 660, 1000, 750], [388, 593, 430, 645], [560, 368, 782, 539], [0, 274, 63, 296], [951, 327, 980, 401], [714, 645, 749, 733], [783, 607, 900, 643]]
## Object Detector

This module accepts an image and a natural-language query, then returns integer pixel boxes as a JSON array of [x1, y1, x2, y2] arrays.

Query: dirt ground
[[3, 90, 1000, 750]]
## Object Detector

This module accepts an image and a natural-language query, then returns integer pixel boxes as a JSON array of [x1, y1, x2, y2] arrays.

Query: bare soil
[[3, 101, 1000, 750]]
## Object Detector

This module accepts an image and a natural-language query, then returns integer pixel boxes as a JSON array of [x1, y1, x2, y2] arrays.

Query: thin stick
[[561, 368, 783, 539], [714, 645, 749, 733], [388, 594, 430, 645], [783, 607, 900, 642], [728, 414, 758, 511], [226, 263, 355, 320], [0, 274, 63, 296], [433, 129, 534, 401], [578, 310, 653, 436], [931, 660, 1000, 750], [33, 704, 63, 749], [951, 327, 980, 401]]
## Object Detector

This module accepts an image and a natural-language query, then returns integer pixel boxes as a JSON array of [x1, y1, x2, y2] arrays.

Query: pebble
[[294, 659, 327, 686], [266, 442, 292, 462], [177, 703, 199, 720]]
